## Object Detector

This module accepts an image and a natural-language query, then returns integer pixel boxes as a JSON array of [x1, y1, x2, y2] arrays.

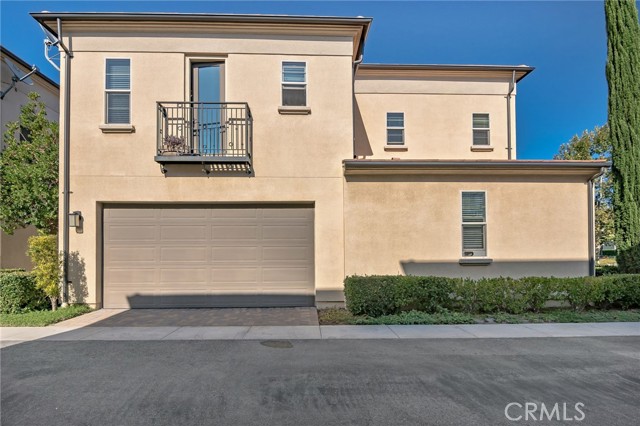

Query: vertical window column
[[462, 191, 487, 256], [282, 62, 307, 106], [472, 113, 490, 146], [386, 112, 405, 145], [105, 58, 131, 124]]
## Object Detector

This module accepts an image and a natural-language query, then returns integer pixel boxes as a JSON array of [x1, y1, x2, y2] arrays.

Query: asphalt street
[[2, 337, 639, 426]]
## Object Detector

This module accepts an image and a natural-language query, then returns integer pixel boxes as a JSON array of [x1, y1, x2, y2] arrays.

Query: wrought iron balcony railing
[[155, 102, 253, 171]]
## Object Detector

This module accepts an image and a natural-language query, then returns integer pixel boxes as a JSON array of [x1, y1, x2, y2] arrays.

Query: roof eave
[[357, 64, 535, 82], [30, 12, 372, 61], [343, 160, 610, 178]]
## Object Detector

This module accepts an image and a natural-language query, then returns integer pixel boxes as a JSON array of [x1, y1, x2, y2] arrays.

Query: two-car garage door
[[103, 205, 314, 308]]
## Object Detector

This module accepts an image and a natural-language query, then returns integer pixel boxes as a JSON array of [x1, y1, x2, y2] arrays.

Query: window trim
[[281, 61, 307, 107], [472, 113, 490, 146], [461, 190, 487, 257], [386, 112, 405, 145], [104, 57, 131, 125], [184, 56, 228, 103]]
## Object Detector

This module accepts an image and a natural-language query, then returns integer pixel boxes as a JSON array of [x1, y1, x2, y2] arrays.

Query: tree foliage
[[27, 234, 60, 311], [605, 0, 640, 273], [554, 125, 615, 250], [0, 92, 59, 235]]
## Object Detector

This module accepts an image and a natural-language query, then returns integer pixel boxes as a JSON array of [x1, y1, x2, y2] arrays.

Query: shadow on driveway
[[80, 308, 319, 327]]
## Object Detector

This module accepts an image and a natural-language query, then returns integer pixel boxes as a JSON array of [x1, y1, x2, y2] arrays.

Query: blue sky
[[0, 1, 629, 159]]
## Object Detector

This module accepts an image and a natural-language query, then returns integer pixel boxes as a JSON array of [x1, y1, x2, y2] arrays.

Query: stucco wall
[[344, 174, 590, 282], [354, 76, 517, 160], [59, 32, 355, 306]]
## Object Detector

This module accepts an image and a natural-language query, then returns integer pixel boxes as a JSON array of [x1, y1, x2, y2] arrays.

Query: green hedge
[[0, 268, 26, 276], [343, 275, 454, 317], [344, 275, 640, 317], [0, 272, 49, 314]]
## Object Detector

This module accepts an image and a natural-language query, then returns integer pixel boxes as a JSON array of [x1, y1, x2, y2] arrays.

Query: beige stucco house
[[0, 46, 60, 270], [31, 12, 608, 308]]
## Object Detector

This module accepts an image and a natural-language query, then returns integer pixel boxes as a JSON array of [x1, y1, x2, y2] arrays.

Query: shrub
[[397, 276, 455, 313], [345, 276, 408, 316], [0, 272, 48, 314], [344, 275, 457, 316], [596, 265, 620, 276], [598, 274, 640, 309], [562, 277, 606, 311], [518, 277, 554, 313], [344, 274, 640, 317], [452, 278, 477, 313], [0, 268, 26, 276], [27, 235, 60, 310], [474, 277, 513, 313]]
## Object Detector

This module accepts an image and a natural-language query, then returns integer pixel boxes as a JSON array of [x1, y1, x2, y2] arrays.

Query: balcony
[[155, 102, 253, 172]]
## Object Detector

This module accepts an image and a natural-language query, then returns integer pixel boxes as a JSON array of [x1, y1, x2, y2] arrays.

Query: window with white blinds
[[462, 191, 486, 256], [386, 112, 405, 145], [472, 113, 490, 146], [282, 62, 306, 106], [105, 59, 130, 124]]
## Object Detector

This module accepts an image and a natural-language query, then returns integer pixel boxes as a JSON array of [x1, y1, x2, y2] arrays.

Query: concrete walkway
[[1, 322, 638, 348]]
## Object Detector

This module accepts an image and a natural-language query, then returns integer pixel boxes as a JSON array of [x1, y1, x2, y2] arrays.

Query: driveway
[[56, 307, 320, 327], [2, 337, 639, 425]]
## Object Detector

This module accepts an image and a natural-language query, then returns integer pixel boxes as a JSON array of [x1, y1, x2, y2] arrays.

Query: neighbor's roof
[[357, 64, 534, 82], [0, 45, 59, 90], [30, 12, 372, 60]]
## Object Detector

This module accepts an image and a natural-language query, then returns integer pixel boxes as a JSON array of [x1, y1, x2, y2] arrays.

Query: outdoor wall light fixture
[[69, 211, 82, 228]]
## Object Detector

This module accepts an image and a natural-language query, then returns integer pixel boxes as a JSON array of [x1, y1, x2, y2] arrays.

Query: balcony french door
[[192, 63, 224, 155]]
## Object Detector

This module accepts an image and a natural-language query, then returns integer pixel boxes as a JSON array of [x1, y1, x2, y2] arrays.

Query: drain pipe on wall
[[352, 54, 364, 158], [57, 18, 73, 306], [506, 70, 515, 160], [588, 167, 607, 276]]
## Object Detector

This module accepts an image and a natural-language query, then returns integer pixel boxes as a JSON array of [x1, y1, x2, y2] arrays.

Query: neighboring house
[[31, 12, 608, 309], [0, 46, 59, 270]]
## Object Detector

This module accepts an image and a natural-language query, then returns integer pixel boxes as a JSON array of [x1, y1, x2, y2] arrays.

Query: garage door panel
[[106, 209, 157, 220], [212, 208, 258, 219], [262, 225, 310, 240], [262, 208, 312, 220], [262, 267, 311, 282], [160, 268, 208, 283], [160, 247, 207, 262], [107, 247, 157, 262], [262, 246, 311, 261], [104, 205, 314, 308], [212, 225, 259, 240], [211, 246, 259, 262], [211, 267, 260, 283], [107, 225, 157, 241], [160, 209, 209, 219], [108, 268, 157, 284], [161, 225, 208, 241]]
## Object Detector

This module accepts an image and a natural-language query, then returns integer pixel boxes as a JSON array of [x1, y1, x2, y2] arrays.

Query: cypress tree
[[605, 0, 640, 272]]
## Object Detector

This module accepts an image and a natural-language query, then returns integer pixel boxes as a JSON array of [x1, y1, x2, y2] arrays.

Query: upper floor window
[[472, 113, 490, 146], [386, 112, 404, 145], [462, 191, 487, 257], [19, 126, 31, 142], [282, 62, 306, 106], [105, 58, 131, 124]]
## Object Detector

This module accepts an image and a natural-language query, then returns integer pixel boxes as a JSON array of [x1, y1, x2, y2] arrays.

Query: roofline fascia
[[343, 160, 611, 178], [30, 12, 373, 35], [358, 64, 535, 82], [30, 12, 372, 61], [0, 45, 59, 90]]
